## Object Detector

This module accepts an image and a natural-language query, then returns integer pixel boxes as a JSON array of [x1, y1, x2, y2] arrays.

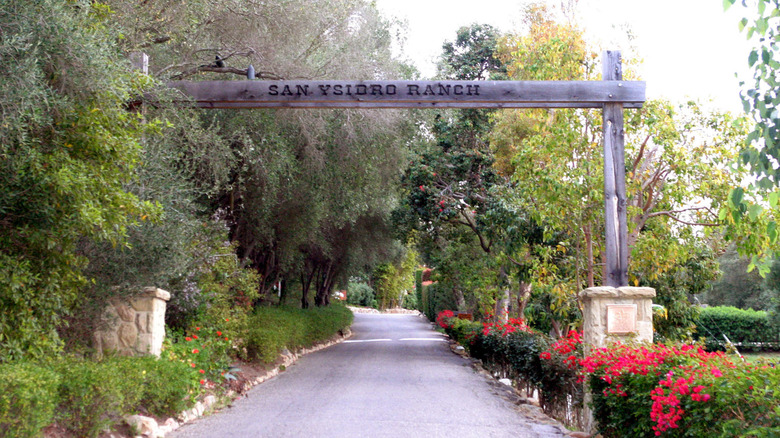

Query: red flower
[[195, 327, 201, 331], [217, 331, 222, 336], [185, 337, 192, 342], [225, 337, 229, 341], [192, 349, 199, 354], [199, 369, 205, 374], [200, 379, 206, 385], [190, 363, 196, 368], [192, 334, 198, 340]]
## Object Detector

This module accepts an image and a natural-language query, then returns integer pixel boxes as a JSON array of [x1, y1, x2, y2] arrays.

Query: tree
[[715, 0, 780, 276], [489, 3, 747, 338], [0, 0, 159, 360], [101, 0, 416, 308]]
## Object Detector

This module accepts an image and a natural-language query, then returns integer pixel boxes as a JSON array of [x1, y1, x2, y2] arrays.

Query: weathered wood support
[[602, 51, 629, 287]]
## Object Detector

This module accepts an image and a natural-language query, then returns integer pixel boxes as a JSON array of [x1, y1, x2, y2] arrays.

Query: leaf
[[748, 204, 763, 220], [768, 221, 777, 243], [730, 187, 744, 207], [749, 49, 759, 67], [739, 18, 748, 31], [769, 191, 779, 207]]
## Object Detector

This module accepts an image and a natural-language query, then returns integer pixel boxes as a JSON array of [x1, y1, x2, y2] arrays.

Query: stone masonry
[[579, 285, 656, 434], [94, 287, 171, 357], [579, 286, 656, 349]]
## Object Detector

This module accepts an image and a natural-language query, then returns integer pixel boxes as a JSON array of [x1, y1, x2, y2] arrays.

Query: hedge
[[695, 306, 779, 351], [245, 304, 353, 363]]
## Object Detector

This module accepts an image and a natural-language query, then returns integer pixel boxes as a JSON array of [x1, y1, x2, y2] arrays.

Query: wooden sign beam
[[166, 79, 645, 109]]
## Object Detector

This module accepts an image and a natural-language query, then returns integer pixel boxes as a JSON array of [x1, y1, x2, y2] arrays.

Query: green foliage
[[695, 306, 779, 350], [0, 362, 60, 438], [54, 357, 145, 438], [244, 304, 353, 364], [346, 281, 377, 308], [706, 246, 773, 310], [132, 356, 197, 418], [372, 246, 418, 310], [0, 0, 160, 361], [726, 0, 780, 189], [163, 325, 232, 389], [422, 283, 457, 322]]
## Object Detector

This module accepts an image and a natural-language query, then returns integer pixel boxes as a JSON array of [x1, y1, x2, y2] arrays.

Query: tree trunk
[[495, 288, 509, 322], [516, 282, 532, 319]]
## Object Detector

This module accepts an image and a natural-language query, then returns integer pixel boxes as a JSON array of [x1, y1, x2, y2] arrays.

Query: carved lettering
[[370, 84, 383, 95], [438, 84, 451, 95], [318, 84, 331, 95], [280, 85, 294, 96], [407, 84, 420, 96], [453, 85, 464, 95], [355, 84, 367, 95], [386, 84, 397, 95], [296, 85, 309, 96], [333, 84, 343, 95], [269, 84, 279, 96], [423, 85, 436, 96]]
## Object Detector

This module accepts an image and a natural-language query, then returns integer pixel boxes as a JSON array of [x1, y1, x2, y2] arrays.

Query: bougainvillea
[[581, 342, 780, 437], [436, 310, 455, 329]]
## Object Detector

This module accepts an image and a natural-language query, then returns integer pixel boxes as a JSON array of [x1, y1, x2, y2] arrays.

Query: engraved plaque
[[607, 304, 637, 334]]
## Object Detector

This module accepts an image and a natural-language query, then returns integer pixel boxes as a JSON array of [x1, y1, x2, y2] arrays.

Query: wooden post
[[602, 51, 628, 287]]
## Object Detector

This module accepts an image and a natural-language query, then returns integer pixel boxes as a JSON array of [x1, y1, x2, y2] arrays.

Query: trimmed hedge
[[695, 306, 779, 350], [245, 304, 353, 363], [0, 362, 60, 438]]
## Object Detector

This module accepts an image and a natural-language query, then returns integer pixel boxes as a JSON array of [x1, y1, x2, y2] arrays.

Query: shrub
[[0, 362, 60, 438], [695, 306, 779, 350], [163, 324, 232, 388], [346, 281, 376, 308], [135, 356, 198, 417], [54, 357, 145, 438], [245, 304, 353, 364], [583, 343, 780, 437]]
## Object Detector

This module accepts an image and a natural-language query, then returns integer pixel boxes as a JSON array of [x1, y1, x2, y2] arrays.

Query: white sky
[[373, 0, 754, 113]]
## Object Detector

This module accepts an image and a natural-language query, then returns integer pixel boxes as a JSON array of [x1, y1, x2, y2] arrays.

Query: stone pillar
[[94, 287, 171, 358], [579, 286, 655, 433]]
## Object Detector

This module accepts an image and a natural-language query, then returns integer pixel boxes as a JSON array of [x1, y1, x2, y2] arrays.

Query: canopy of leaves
[[0, 0, 159, 360]]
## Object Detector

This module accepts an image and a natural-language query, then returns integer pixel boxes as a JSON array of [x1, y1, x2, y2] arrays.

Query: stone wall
[[94, 287, 171, 357]]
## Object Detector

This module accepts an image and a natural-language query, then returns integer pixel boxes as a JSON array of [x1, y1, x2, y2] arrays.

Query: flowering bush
[[163, 322, 232, 389], [436, 310, 455, 329], [582, 343, 780, 437]]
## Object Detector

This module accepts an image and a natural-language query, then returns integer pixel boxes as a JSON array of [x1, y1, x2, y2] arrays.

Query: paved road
[[170, 313, 569, 438]]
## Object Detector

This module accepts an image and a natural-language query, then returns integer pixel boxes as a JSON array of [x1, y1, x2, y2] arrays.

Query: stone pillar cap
[[143, 287, 171, 301], [579, 286, 655, 299]]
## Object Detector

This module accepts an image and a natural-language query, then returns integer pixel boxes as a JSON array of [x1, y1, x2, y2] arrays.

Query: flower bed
[[436, 310, 780, 437]]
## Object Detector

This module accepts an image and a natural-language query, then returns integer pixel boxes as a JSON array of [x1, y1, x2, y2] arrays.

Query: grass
[[740, 351, 780, 365]]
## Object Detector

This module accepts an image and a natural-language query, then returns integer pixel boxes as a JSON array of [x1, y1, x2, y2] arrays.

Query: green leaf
[[768, 221, 777, 243], [730, 187, 745, 207], [739, 18, 749, 32], [749, 49, 759, 67], [768, 191, 779, 207], [748, 204, 763, 220], [723, 0, 736, 10]]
